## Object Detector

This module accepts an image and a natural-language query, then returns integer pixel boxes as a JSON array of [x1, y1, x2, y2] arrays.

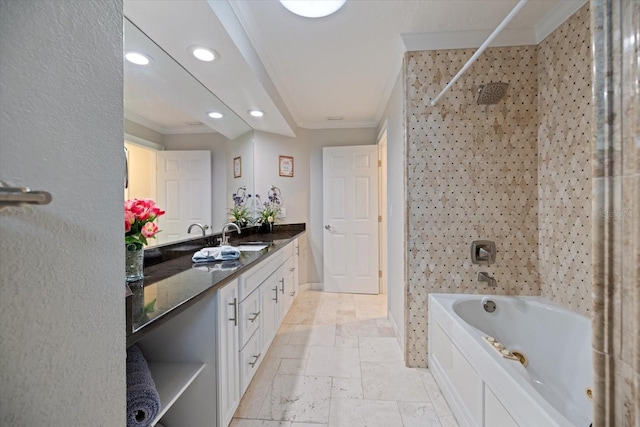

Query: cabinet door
[[275, 267, 288, 324], [293, 239, 299, 298], [239, 288, 261, 348], [284, 256, 295, 310], [240, 330, 262, 395], [217, 280, 240, 427], [260, 274, 279, 350]]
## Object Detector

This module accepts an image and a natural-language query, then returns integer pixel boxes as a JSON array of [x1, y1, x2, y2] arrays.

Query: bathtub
[[428, 294, 592, 427]]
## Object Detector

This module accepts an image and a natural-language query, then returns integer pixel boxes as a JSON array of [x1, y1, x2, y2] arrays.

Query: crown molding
[[534, 0, 588, 43], [125, 110, 217, 135]]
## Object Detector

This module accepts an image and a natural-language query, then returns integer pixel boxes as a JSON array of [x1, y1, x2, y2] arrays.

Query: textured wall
[[537, 4, 593, 316], [591, 0, 640, 425], [378, 73, 406, 353], [0, 0, 125, 424], [405, 46, 540, 367]]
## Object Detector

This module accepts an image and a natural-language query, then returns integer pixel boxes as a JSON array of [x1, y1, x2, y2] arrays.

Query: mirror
[[124, 18, 255, 246]]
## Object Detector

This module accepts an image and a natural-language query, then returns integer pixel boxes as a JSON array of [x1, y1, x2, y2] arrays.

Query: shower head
[[477, 82, 509, 105]]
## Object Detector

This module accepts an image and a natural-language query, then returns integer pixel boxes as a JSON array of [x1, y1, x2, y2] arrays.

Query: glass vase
[[258, 222, 273, 234], [125, 244, 144, 282]]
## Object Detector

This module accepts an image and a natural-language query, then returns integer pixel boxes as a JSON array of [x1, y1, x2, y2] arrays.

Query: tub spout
[[478, 272, 496, 287]]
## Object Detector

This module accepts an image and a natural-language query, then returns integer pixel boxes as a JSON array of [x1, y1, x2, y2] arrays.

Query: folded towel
[[192, 246, 240, 263], [126, 345, 161, 427], [192, 260, 242, 272]]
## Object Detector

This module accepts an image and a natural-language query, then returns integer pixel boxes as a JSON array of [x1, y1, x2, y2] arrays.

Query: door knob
[[324, 225, 332, 230]]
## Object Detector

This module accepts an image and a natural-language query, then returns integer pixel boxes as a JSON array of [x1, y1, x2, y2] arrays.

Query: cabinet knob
[[249, 311, 260, 322]]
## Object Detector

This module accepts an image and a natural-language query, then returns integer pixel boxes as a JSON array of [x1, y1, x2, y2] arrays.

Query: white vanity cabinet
[[132, 238, 300, 427], [238, 239, 299, 396]]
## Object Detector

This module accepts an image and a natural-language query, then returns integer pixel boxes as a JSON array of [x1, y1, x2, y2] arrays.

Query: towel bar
[[0, 181, 52, 210]]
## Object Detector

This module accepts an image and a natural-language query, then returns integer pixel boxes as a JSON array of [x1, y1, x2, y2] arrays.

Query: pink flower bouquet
[[125, 198, 165, 249]]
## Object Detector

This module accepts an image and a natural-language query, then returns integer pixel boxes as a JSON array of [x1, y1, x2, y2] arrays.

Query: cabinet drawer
[[281, 241, 294, 260], [240, 251, 285, 301], [239, 288, 261, 348], [239, 330, 262, 395]]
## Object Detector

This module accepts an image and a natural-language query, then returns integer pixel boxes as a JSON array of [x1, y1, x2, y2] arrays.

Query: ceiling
[[124, 0, 588, 136]]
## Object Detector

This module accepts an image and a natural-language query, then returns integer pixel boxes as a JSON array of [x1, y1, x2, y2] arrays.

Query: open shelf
[[147, 362, 206, 426]]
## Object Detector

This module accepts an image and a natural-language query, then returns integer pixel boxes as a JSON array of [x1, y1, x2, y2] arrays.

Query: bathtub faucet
[[478, 272, 497, 287]]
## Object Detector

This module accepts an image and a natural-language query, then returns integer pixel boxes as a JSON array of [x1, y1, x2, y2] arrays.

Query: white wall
[[227, 130, 256, 215], [306, 128, 378, 284], [0, 0, 124, 424], [162, 132, 230, 229], [253, 130, 310, 225], [378, 73, 405, 351]]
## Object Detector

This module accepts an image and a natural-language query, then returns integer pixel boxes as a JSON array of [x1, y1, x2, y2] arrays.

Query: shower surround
[[404, 4, 592, 367]]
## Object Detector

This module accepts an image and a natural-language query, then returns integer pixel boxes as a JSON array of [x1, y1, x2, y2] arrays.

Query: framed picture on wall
[[279, 155, 294, 177], [234, 156, 242, 178]]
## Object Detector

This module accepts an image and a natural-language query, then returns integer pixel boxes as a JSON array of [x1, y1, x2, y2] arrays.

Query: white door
[[156, 150, 211, 244], [323, 145, 379, 294]]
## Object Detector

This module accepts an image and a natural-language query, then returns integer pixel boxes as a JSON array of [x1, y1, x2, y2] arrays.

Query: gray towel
[[126, 345, 161, 427]]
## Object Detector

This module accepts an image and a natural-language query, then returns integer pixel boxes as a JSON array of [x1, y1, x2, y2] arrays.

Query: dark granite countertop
[[126, 224, 305, 347]]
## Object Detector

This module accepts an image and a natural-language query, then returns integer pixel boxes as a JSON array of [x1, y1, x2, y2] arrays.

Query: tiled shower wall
[[405, 5, 593, 367], [405, 46, 540, 367], [537, 5, 592, 317]]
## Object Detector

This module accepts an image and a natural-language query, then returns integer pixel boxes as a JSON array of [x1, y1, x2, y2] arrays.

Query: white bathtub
[[428, 294, 592, 427]]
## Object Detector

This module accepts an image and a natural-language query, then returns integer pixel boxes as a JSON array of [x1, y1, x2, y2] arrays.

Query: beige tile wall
[[537, 5, 593, 316], [404, 4, 594, 367], [404, 46, 540, 367]]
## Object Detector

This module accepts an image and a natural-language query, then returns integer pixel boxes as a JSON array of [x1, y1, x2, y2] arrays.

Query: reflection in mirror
[[124, 18, 254, 246]]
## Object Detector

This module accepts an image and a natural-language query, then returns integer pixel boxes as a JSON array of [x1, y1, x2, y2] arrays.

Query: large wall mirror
[[124, 18, 255, 247]]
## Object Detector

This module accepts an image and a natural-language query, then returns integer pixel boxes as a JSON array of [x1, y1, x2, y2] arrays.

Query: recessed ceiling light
[[279, 0, 346, 18], [125, 51, 152, 66], [188, 46, 218, 62], [207, 111, 224, 119], [249, 110, 265, 118]]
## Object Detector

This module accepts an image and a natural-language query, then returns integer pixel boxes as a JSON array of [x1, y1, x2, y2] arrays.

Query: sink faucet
[[478, 272, 497, 287], [220, 222, 241, 246], [187, 223, 209, 237]]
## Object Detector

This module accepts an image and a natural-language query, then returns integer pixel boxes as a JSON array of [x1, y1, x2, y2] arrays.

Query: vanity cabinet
[[133, 238, 300, 427], [239, 239, 299, 396]]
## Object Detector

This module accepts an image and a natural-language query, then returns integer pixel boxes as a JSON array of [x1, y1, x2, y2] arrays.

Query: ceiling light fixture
[[125, 51, 152, 66], [279, 0, 346, 18], [207, 111, 224, 119], [188, 46, 218, 62], [248, 110, 265, 118]]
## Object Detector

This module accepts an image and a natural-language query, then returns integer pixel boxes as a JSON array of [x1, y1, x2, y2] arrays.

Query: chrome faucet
[[187, 223, 208, 236], [478, 272, 497, 287], [220, 222, 241, 246]]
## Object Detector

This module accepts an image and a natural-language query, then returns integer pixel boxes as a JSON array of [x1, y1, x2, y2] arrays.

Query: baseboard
[[388, 309, 404, 354], [298, 282, 323, 291]]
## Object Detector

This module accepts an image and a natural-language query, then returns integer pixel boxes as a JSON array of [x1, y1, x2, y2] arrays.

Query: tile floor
[[231, 289, 459, 427]]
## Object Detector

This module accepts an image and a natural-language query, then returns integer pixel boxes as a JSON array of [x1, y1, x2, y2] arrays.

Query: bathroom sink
[[235, 244, 268, 252]]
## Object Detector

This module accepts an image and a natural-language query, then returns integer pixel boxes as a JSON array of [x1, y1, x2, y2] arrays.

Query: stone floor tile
[[328, 398, 403, 427]]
